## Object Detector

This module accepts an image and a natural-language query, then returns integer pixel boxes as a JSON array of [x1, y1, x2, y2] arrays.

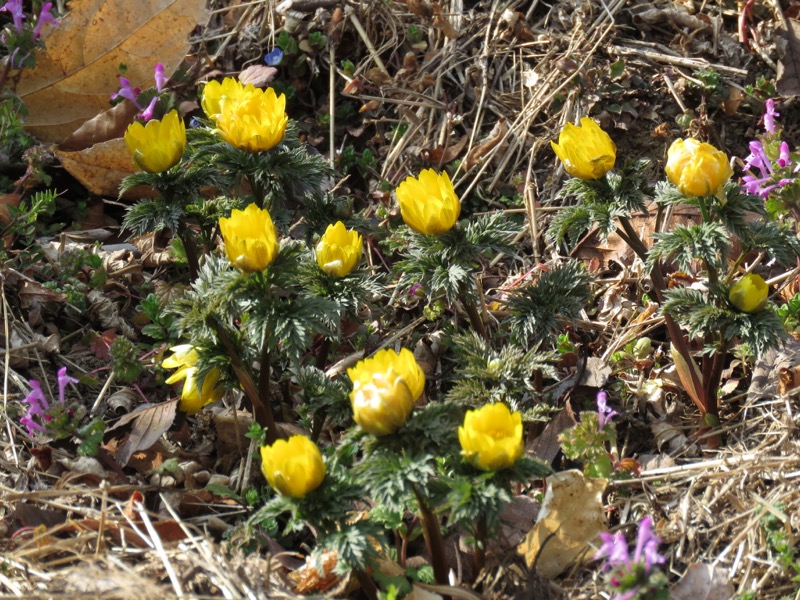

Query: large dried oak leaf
[[14, 0, 207, 143]]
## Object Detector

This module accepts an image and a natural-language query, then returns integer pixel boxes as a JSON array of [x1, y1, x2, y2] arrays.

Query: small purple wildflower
[[764, 99, 779, 134], [597, 391, 617, 429], [408, 283, 424, 297], [595, 517, 666, 600], [111, 76, 142, 107], [57, 367, 77, 406], [20, 368, 78, 437], [0, 0, 25, 33], [596, 531, 631, 569], [138, 96, 158, 121], [32, 2, 56, 39]]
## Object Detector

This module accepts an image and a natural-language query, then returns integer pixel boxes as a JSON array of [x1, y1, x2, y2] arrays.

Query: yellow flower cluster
[[219, 203, 280, 273], [665, 138, 732, 199], [260, 435, 326, 498], [347, 348, 425, 436], [124, 110, 186, 173], [395, 169, 461, 235], [202, 77, 288, 153], [551, 117, 616, 180], [729, 273, 769, 313], [458, 403, 524, 471], [316, 221, 363, 277], [162, 344, 224, 414]]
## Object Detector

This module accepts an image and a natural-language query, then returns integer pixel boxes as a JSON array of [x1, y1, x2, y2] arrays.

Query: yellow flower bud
[[124, 110, 186, 173], [316, 221, 363, 277], [665, 138, 732, 198], [219, 203, 280, 272], [162, 344, 224, 414], [347, 348, 425, 436], [729, 273, 769, 313], [202, 77, 288, 152], [458, 403, 524, 471], [260, 435, 326, 498], [395, 169, 461, 235], [550, 117, 616, 180]]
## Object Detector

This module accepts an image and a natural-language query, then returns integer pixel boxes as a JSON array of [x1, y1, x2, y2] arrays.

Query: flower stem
[[257, 328, 278, 442], [472, 514, 487, 575], [178, 227, 200, 281], [617, 217, 714, 425], [413, 486, 449, 586], [211, 318, 276, 443]]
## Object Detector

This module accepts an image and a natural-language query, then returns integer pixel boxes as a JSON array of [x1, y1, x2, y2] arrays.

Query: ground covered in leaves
[[3, 0, 800, 599]]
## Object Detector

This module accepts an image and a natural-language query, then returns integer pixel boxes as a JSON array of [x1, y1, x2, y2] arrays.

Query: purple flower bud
[[764, 99, 779, 134], [154, 62, 168, 92], [778, 141, 792, 168]]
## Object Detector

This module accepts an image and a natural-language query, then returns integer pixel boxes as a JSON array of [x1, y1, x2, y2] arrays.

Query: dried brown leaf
[[109, 399, 178, 467], [465, 119, 509, 170], [15, 0, 208, 142]]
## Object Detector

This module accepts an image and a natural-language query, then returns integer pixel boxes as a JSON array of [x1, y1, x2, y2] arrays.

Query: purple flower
[[20, 368, 78, 437], [764, 99, 779, 134], [154, 62, 168, 92], [597, 391, 617, 428], [778, 141, 792, 168], [0, 0, 25, 33], [32, 2, 56, 39], [111, 76, 142, 107], [25, 380, 49, 411], [632, 517, 665, 571], [57, 366, 77, 406], [596, 531, 631, 568], [744, 140, 772, 175], [138, 96, 158, 121]]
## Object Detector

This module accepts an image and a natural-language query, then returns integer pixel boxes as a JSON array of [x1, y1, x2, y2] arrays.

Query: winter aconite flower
[[219, 203, 280, 273], [124, 110, 186, 173], [202, 77, 288, 152], [729, 273, 769, 313], [162, 345, 224, 414], [348, 348, 425, 436], [260, 435, 326, 498], [459, 403, 524, 471], [395, 169, 461, 235], [551, 117, 616, 180], [316, 221, 363, 277], [665, 138, 732, 198]]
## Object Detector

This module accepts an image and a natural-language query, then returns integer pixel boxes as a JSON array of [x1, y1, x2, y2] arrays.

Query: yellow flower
[[124, 110, 186, 173], [316, 221, 363, 277], [219, 203, 280, 272], [348, 348, 425, 436], [458, 403, 524, 471], [729, 273, 769, 313], [162, 344, 224, 414], [551, 117, 616, 180], [665, 138, 733, 198], [395, 169, 461, 235], [260, 435, 326, 498], [202, 77, 288, 152]]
